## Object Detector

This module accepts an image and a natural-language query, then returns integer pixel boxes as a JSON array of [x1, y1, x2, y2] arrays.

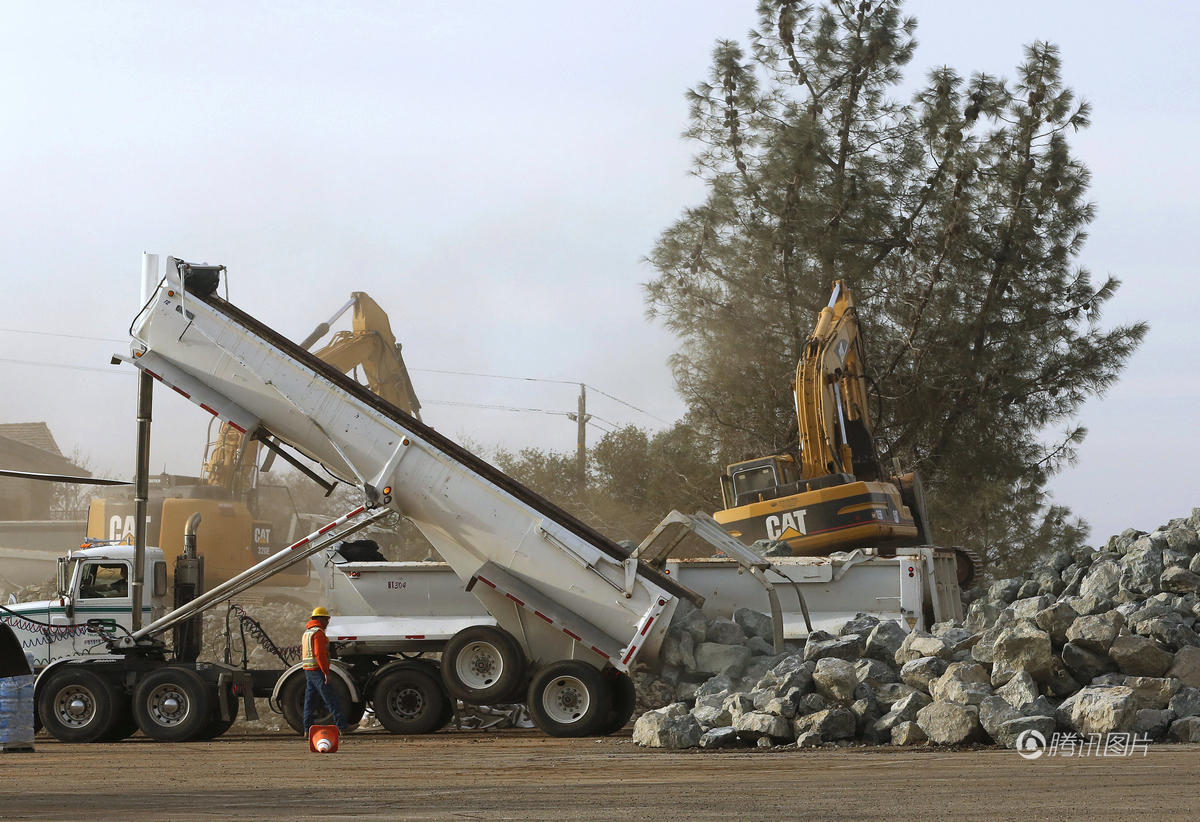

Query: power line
[[584, 385, 671, 425], [423, 399, 573, 417], [0, 327, 125, 344], [0, 356, 131, 375]]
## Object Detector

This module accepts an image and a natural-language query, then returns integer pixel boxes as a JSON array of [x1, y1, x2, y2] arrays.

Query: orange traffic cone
[[308, 724, 340, 753]]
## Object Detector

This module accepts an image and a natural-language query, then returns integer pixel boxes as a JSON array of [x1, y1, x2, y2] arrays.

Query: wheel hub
[[147, 684, 190, 726], [55, 685, 96, 728], [457, 641, 503, 689], [542, 676, 590, 724]]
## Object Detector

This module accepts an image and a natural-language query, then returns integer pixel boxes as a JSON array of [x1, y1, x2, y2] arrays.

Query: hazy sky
[[1, 1, 1195, 545]]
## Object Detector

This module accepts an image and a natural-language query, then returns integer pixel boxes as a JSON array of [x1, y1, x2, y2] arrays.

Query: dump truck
[[2, 254, 965, 743]]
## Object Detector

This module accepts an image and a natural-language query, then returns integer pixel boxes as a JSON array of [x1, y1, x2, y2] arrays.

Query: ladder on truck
[[119, 256, 703, 736]]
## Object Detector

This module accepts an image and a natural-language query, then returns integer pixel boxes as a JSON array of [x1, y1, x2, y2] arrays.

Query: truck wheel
[[280, 672, 355, 734], [526, 660, 612, 738], [597, 671, 636, 735], [133, 667, 212, 742], [373, 666, 451, 735], [100, 699, 140, 742], [442, 625, 526, 704], [37, 668, 123, 743]]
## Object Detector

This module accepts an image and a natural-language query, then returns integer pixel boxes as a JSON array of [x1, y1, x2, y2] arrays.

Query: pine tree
[[646, 0, 1146, 564]]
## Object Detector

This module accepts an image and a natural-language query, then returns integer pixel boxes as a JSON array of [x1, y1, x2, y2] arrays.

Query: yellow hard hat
[[311, 606, 331, 618]]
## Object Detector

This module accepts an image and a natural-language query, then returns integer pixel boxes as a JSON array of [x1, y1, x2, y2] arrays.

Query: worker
[[301, 606, 347, 733]]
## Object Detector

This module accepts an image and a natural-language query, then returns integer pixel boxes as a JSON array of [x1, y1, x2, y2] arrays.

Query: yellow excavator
[[714, 281, 935, 558], [85, 292, 422, 590]]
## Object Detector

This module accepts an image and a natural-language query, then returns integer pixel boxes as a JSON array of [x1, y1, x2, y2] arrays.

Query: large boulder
[[873, 691, 933, 736], [895, 631, 952, 666], [1168, 686, 1200, 718], [964, 600, 1004, 633], [633, 704, 702, 748], [1061, 642, 1117, 682], [699, 726, 741, 749], [693, 643, 753, 678], [1065, 612, 1124, 654], [1132, 709, 1175, 741], [1120, 544, 1164, 598], [900, 657, 949, 692], [675, 607, 709, 645], [733, 711, 793, 742], [1109, 635, 1175, 677], [1117, 676, 1182, 710], [733, 608, 775, 642], [1167, 646, 1200, 687], [864, 621, 909, 664], [804, 632, 865, 663], [1161, 567, 1200, 596], [977, 695, 1022, 745], [891, 720, 927, 746], [706, 618, 748, 646], [839, 613, 881, 638], [929, 662, 992, 706], [873, 682, 919, 709], [660, 627, 697, 670], [916, 701, 981, 745], [1034, 601, 1079, 646], [1080, 560, 1122, 601], [989, 578, 1022, 604], [1069, 686, 1137, 735], [854, 658, 899, 690], [1169, 716, 1200, 742], [990, 621, 1055, 685], [793, 707, 856, 741], [995, 671, 1040, 710], [995, 715, 1056, 750], [812, 657, 858, 704]]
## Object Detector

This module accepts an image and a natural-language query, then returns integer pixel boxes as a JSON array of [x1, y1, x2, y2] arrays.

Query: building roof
[[0, 423, 62, 457]]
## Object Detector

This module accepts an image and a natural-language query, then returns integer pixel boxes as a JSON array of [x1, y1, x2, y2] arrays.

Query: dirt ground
[[2, 730, 1198, 821]]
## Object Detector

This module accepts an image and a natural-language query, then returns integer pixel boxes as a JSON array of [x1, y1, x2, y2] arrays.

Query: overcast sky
[[1, 1, 1195, 545]]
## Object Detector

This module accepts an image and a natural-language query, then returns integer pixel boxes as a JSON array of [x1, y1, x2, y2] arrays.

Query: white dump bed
[[124, 259, 700, 671]]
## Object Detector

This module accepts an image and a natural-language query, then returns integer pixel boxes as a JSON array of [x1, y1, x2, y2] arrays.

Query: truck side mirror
[[56, 557, 68, 598]]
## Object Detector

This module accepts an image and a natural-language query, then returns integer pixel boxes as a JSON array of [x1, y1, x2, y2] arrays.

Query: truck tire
[[598, 671, 636, 735], [100, 698, 139, 742], [373, 666, 451, 735], [280, 671, 356, 735], [526, 660, 612, 738], [37, 667, 124, 743], [442, 625, 526, 704], [133, 667, 213, 742]]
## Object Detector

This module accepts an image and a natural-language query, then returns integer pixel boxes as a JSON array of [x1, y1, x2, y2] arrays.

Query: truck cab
[[0, 543, 168, 670]]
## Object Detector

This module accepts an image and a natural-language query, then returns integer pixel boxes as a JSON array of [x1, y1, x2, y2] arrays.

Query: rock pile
[[633, 509, 1200, 749]]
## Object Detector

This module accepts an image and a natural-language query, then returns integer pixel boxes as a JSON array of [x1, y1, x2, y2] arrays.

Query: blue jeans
[[303, 669, 347, 732]]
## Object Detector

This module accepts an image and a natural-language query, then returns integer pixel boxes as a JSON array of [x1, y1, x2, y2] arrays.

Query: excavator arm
[[795, 281, 881, 482]]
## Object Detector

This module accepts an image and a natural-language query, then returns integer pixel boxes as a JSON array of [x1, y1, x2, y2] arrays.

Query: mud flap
[[0, 624, 33, 678]]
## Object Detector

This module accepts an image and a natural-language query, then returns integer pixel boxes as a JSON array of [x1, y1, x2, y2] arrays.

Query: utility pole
[[567, 383, 591, 488]]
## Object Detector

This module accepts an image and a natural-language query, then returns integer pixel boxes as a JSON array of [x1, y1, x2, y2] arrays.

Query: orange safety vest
[[301, 621, 330, 674]]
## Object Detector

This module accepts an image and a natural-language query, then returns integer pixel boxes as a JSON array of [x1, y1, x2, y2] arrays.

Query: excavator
[[714, 281, 956, 571], [83, 292, 422, 591]]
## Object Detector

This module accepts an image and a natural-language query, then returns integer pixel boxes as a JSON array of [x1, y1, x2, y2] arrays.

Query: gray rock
[[978, 695, 1022, 745], [1035, 571, 1066, 597], [1023, 695, 1059, 718], [691, 704, 729, 730], [995, 671, 1040, 710], [661, 627, 697, 670], [795, 692, 827, 715], [676, 608, 709, 645], [1169, 716, 1200, 742], [1011, 596, 1052, 621], [1065, 612, 1124, 654], [1118, 676, 1182, 710], [1167, 646, 1200, 687], [873, 682, 919, 709], [1191, 553, 1200, 575], [1163, 549, 1192, 570], [793, 707, 856, 741], [991, 621, 1056, 685], [864, 621, 909, 664], [1109, 635, 1175, 677], [891, 720, 927, 746], [744, 636, 775, 659], [734, 607, 775, 642], [761, 696, 799, 719], [964, 599, 1004, 633], [734, 710, 793, 742], [1055, 692, 1079, 731], [1120, 545, 1164, 598], [633, 704, 702, 748], [900, 657, 949, 692], [839, 613, 881, 637], [850, 697, 880, 735], [895, 631, 952, 666], [1040, 658, 1082, 698], [1069, 686, 1137, 735], [812, 657, 858, 704], [694, 674, 734, 702], [722, 693, 754, 724], [1131, 708, 1175, 741], [699, 726, 741, 749], [929, 661, 993, 706], [989, 578, 1022, 604], [1034, 601, 1079, 646], [854, 658, 898, 690], [1139, 614, 1200, 652], [1080, 560, 1122, 601], [1162, 567, 1200, 596], [916, 701, 981, 745], [1017, 580, 1041, 600], [996, 715, 1056, 749], [706, 618, 747, 646], [935, 627, 978, 654], [873, 691, 933, 736], [694, 643, 753, 677], [804, 633, 865, 663], [1068, 595, 1114, 617], [1168, 523, 1200, 552], [1061, 641, 1118, 682], [970, 620, 1008, 665], [795, 730, 824, 748]]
